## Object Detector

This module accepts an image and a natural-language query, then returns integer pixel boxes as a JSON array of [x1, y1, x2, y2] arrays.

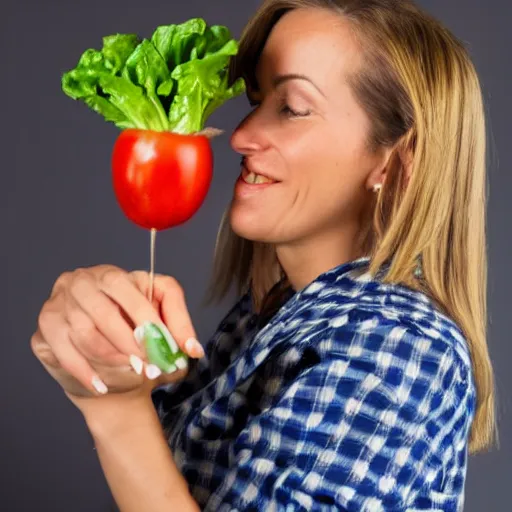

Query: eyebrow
[[272, 73, 326, 98]]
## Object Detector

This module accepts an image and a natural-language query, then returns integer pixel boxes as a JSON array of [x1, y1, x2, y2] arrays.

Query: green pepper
[[134, 321, 188, 373]]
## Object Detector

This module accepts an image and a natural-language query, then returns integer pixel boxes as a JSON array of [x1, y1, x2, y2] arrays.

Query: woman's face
[[229, 7, 389, 247]]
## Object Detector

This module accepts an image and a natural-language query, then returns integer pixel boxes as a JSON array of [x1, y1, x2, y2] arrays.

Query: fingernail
[[133, 325, 146, 344], [165, 364, 177, 374], [92, 375, 108, 395], [145, 364, 162, 380], [129, 355, 144, 375], [185, 338, 205, 358], [175, 357, 188, 370]]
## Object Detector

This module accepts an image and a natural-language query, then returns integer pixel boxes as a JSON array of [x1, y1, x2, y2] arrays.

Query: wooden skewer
[[149, 228, 157, 304]]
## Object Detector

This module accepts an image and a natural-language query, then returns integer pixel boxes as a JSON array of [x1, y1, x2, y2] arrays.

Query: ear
[[366, 130, 416, 191], [396, 129, 416, 188], [366, 146, 394, 191]]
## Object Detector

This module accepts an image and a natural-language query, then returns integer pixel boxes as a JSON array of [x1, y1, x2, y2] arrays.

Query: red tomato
[[112, 129, 213, 230]]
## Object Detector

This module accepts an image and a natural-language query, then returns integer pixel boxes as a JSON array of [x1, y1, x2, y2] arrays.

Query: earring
[[372, 183, 382, 193]]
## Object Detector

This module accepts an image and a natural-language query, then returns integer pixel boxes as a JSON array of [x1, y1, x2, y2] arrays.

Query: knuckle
[[74, 267, 92, 281], [162, 275, 183, 296], [37, 305, 55, 333], [70, 324, 96, 345], [97, 264, 119, 273], [69, 268, 91, 293], [129, 270, 148, 293], [100, 268, 126, 288], [29, 333, 41, 357], [30, 333, 59, 369], [52, 271, 72, 293], [130, 270, 146, 283], [67, 315, 113, 361], [56, 270, 71, 283], [67, 308, 96, 340]]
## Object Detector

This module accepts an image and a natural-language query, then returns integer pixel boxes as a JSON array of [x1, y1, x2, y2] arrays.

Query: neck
[[276, 225, 366, 291]]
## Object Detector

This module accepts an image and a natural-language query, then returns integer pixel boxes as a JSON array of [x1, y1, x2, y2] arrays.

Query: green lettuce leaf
[[102, 34, 141, 74], [121, 39, 172, 130], [168, 39, 245, 133], [62, 33, 163, 130], [62, 18, 246, 133], [97, 75, 167, 130], [151, 18, 207, 68], [83, 96, 133, 129]]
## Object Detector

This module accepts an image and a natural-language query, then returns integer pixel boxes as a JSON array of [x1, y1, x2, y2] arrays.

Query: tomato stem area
[[193, 127, 224, 139]]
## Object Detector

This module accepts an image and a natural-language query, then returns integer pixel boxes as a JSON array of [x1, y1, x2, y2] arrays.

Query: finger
[[96, 268, 164, 331], [50, 271, 72, 298], [65, 296, 130, 367], [131, 271, 204, 358], [35, 308, 110, 396], [129, 271, 160, 311], [33, 334, 146, 397], [50, 266, 117, 299], [31, 330, 97, 398], [31, 329, 60, 370], [67, 270, 145, 358]]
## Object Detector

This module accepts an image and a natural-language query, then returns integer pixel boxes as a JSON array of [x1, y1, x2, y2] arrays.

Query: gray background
[[2, 0, 510, 510]]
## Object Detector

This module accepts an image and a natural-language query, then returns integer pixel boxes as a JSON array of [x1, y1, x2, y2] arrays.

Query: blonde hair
[[204, 0, 496, 453]]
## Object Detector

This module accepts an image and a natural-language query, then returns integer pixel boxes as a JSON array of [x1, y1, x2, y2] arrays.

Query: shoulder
[[270, 273, 477, 428], [290, 267, 473, 375]]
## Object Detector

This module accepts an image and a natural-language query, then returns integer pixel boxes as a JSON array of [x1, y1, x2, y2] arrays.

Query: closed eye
[[280, 104, 311, 118], [246, 99, 310, 118]]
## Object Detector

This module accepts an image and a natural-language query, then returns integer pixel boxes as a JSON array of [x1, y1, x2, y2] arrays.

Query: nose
[[230, 111, 267, 156]]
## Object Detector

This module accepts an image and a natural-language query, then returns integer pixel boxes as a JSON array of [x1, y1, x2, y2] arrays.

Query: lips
[[234, 162, 280, 199]]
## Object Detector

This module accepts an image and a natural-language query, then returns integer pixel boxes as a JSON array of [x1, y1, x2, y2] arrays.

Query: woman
[[31, 0, 496, 510]]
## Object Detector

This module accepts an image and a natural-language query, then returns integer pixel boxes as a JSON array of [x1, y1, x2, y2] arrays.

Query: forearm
[[84, 396, 199, 512]]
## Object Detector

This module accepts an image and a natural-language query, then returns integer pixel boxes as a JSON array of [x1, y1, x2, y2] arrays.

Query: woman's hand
[[30, 264, 204, 413]]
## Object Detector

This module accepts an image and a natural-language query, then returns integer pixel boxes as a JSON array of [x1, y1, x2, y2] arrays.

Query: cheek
[[283, 126, 369, 224], [279, 124, 330, 174], [283, 122, 365, 191]]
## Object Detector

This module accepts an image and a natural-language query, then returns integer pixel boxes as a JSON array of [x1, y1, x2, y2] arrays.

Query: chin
[[228, 202, 274, 243]]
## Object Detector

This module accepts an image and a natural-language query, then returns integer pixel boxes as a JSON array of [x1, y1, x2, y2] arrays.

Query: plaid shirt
[[152, 257, 475, 511]]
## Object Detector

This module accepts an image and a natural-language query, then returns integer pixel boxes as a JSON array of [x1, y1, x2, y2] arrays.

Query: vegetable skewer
[[62, 18, 245, 372]]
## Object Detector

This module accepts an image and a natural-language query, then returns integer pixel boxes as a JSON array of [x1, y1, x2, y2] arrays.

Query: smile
[[241, 166, 278, 185]]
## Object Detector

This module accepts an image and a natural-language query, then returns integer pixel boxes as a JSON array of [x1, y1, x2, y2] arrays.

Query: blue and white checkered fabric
[[152, 257, 476, 511]]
